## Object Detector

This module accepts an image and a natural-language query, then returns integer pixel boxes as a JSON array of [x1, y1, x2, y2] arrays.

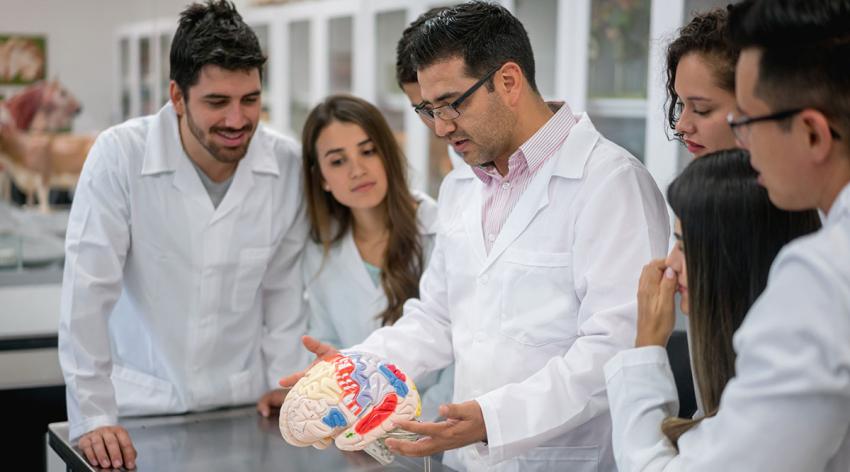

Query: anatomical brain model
[[279, 350, 421, 452]]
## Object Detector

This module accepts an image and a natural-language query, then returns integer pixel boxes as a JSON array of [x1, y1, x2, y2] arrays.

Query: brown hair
[[660, 150, 821, 447], [301, 94, 423, 326], [666, 7, 740, 135]]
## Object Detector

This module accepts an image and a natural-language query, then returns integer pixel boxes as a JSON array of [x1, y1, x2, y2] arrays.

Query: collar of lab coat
[[139, 103, 280, 224], [445, 112, 598, 185], [139, 102, 279, 178], [827, 181, 850, 225], [444, 112, 600, 270], [412, 189, 439, 236]]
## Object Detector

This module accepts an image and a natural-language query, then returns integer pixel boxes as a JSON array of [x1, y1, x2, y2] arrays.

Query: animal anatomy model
[[280, 350, 421, 455], [0, 80, 95, 212]]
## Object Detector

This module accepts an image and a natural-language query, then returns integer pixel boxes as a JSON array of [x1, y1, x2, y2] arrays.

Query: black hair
[[396, 7, 449, 88], [661, 148, 821, 447], [665, 7, 740, 133], [728, 0, 850, 139], [407, 1, 539, 94], [170, 0, 266, 97]]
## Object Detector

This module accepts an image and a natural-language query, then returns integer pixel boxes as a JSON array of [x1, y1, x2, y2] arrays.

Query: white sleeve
[[58, 131, 130, 441], [260, 195, 311, 389], [604, 246, 850, 471], [473, 163, 670, 464]]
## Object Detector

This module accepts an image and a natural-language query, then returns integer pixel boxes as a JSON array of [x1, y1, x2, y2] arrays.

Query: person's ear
[[799, 109, 836, 165], [495, 62, 523, 107], [170, 81, 185, 116]]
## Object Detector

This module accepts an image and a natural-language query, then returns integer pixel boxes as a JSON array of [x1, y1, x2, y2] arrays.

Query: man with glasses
[[283, 2, 669, 470], [605, 1, 850, 470]]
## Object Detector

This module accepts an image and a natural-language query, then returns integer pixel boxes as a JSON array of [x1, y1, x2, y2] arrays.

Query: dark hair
[[170, 0, 266, 97], [661, 149, 821, 447], [728, 0, 850, 140], [666, 7, 740, 133], [396, 7, 449, 88], [407, 1, 539, 94], [301, 95, 423, 327]]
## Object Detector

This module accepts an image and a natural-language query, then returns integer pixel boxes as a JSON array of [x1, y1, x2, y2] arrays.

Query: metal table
[[48, 407, 455, 471]]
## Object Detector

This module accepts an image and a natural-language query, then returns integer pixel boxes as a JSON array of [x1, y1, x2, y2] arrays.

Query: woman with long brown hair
[[300, 94, 452, 420], [604, 149, 821, 470]]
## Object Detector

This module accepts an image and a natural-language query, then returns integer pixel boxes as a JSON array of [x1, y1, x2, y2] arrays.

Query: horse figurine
[[0, 80, 96, 212]]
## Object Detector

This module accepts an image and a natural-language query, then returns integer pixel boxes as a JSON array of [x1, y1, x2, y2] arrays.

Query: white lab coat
[[58, 103, 310, 441], [604, 182, 850, 472], [302, 190, 454, 420], [353, 114, 670, 472]]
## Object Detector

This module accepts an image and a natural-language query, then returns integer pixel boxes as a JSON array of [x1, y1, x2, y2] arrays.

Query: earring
[[323, 183, 331, 191]]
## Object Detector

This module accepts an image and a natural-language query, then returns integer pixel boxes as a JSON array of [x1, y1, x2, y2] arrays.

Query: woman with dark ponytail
[[605, 149, 820, 469]]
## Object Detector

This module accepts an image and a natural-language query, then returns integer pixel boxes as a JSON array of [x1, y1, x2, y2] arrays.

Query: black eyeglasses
[[415, 64, 502, 122], [727, 108, 842, 145]]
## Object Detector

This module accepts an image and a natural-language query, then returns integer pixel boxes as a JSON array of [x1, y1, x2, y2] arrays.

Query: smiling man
[[58, 1, 309, 469], [283, 2, 669, 471]]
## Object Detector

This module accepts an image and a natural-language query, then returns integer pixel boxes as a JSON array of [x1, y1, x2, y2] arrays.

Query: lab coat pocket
[[111, 364, 178, 416], [231, 246, 272, 312], [513, 445, 599, 472], [499, 249, 576, 347]]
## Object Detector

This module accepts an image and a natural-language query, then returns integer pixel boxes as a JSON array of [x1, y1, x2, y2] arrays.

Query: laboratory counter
[[48, 407, 456, 471]]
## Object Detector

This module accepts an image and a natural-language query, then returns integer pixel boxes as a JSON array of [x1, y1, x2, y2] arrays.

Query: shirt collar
[[471, 101, 576, 183]]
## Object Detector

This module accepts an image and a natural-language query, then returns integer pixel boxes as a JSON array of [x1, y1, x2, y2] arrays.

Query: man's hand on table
[[385, 400, 487, 457], [78, 425, 137, 469], [256, 388, 290, 417]]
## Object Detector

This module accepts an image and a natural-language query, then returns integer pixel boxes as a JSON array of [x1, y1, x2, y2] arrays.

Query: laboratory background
[[1, 0, 727, 470]]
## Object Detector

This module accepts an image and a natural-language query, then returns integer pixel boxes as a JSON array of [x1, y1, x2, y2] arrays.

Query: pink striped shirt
[[473, 102, 578, 253]]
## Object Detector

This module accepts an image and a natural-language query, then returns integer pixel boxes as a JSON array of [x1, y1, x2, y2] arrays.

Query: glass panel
[[160, 33, 171, 107], [592, 116, 647, 162], [252, 24, 271, 123], [120, 38, 130, 120], [139, 37, 154, 115], [289, 21, 311, 136], [588, 0, 651, 99], [375, 10, 406, 134], [328, 16, 353, 94], [516, 0, 557, 99]]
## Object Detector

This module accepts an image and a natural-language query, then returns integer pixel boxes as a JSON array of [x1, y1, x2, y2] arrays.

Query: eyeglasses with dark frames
[[727, 108, 842, 145], [415, 64, 502, 123]]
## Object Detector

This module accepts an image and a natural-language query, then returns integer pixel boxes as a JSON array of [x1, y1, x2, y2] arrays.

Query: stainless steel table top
[[48, 407, 456, 471]]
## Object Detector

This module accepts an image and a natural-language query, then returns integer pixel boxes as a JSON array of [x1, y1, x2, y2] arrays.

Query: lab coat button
[[479, 274, 489, 285], [474, 332, 486, 343]]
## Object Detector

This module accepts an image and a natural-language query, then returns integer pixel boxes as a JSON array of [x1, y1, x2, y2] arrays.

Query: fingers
[[257, 394, 271, 418], [385, 437, 436, 457], [301, 335, 337, 360], [279, 371, 304, 388], [78, 435, 98, 468], [115, 428, 137, 469], [393, 419, 449, 437], [438, 403, 469, 420], [78, 426, 136, 469], [88, 432, 112, 469]]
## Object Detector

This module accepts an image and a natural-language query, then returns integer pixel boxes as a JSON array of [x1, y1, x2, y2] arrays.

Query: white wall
[[0, 0, 250, 133]]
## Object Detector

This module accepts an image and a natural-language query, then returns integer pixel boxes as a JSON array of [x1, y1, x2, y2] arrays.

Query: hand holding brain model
[[279, 350, 421, 452]]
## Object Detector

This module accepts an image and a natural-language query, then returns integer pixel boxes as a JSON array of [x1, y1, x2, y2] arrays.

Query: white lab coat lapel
[[141, 104, 215, 227], [480, 113, 599, 273], [341, 230, 384, 301], [210, 132, 279, 225], [462, 178, 489, 267]]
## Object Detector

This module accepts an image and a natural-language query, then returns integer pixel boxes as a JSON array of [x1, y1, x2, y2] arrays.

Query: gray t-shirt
[[190, 160, 234, 209]]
